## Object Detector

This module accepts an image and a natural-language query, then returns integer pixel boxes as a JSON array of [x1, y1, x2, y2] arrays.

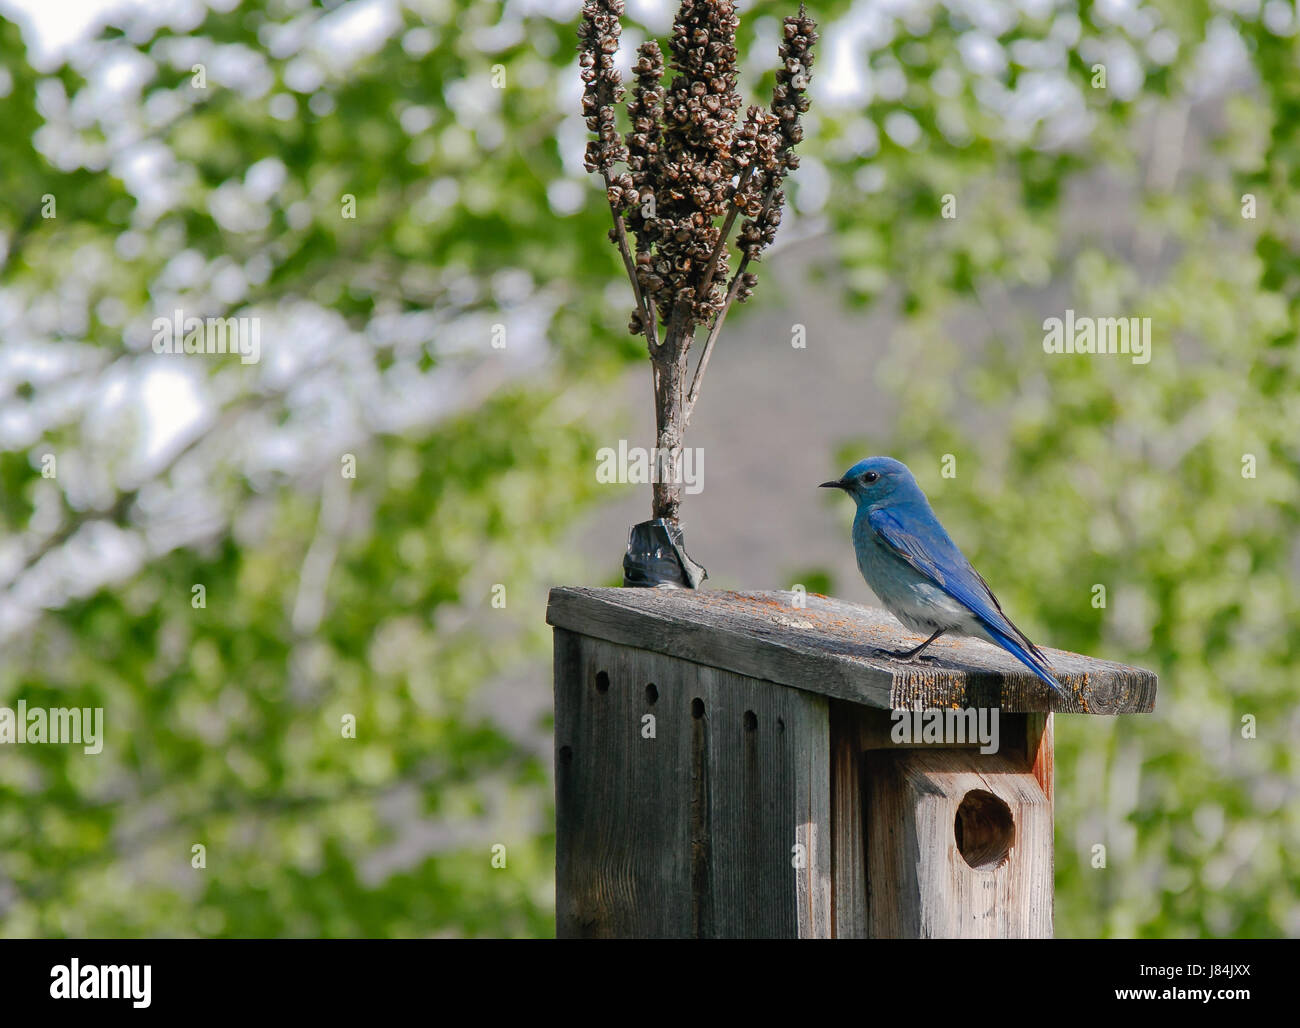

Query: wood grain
[[862, 749, 1053, 938], [829, 701, 868, 938], [548, 586, 1157, 714], [554, 629, 831, 938]]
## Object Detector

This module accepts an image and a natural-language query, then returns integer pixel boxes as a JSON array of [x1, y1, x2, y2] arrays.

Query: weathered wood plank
[[547, 586, 1157, 714], [829, 701, 868, 938], [697, 662, 831, 938], [1025, 712, 1054, 930], [554, 630, 832, 938], [863, 749, 1053, 938], [1025, 713, 1054, 807], [554, 629, 695, 938]]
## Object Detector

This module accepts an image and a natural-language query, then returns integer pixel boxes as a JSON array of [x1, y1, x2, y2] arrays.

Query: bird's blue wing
[[866, 505, 1062, 693]]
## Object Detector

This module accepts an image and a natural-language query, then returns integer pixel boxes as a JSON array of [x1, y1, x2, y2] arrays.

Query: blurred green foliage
[[823, 3, 1300, 937], [0, 0, 1295, 937]]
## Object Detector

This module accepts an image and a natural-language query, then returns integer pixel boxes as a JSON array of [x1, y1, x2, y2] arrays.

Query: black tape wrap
[[621, 519, 708, 589]]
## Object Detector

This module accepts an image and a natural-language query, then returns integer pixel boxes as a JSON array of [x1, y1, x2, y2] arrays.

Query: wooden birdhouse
[[547, 586, 1156, 938]]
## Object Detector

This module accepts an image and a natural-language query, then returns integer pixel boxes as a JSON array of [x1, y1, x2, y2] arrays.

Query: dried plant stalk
[[580, 0, 817, 523]]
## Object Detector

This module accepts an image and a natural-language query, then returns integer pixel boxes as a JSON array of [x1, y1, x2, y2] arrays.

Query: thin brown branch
[[696, 163, 754, 301], [684, 183, 778, 424], [683, 272, 742, 427], [603, 179, 660, 349]]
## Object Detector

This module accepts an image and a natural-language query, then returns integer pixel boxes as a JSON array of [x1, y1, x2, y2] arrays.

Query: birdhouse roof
[[546, 587, 1157, 714]]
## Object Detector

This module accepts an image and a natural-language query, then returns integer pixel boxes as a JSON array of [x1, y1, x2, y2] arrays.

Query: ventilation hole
[[691, 698, 705, 719], [743, 710, 757, 732], [776, 718, 785, 733], [954, 789, 1015, 870], [558, 746, 572, 767], [595, 671, 610, 693], [645, 683, 658, 705]]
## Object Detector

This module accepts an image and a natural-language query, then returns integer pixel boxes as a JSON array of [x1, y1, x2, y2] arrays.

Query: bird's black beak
[[819, 478, 847, 491]]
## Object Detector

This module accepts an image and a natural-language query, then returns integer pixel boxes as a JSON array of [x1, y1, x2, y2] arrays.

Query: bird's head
[[820, 456, 919, 508]]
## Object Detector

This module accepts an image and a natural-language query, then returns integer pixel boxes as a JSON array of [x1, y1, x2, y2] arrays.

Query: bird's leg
[[886, 628, 946, 663]]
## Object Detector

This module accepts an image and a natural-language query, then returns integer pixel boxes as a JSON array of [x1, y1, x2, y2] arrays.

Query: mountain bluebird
[[821, 456, 1063, 695]]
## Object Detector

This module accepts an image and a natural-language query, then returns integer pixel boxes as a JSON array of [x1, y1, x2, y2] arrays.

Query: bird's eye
[[863, 471, 879, 484]]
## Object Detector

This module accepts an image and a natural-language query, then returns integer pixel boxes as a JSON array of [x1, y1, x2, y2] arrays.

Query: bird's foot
[[875, 628, 948, 664], [873, 647, 941, 665]]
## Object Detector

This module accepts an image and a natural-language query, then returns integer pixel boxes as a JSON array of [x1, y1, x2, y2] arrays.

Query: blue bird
[[821, 456, 1064, 696]]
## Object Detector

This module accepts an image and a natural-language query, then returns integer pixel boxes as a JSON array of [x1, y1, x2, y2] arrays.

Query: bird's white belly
[[854, 533, 987, 639], [878, 574, 974, 634]]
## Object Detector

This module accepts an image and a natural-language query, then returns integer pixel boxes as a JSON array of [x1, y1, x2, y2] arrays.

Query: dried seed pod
[[579, 0, 629, 174], [736, 4, 816, 267], [581, 0, 815, 343]]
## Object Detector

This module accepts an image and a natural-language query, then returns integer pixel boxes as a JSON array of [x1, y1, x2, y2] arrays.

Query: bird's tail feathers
[[982, 622, 1065, 696]]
